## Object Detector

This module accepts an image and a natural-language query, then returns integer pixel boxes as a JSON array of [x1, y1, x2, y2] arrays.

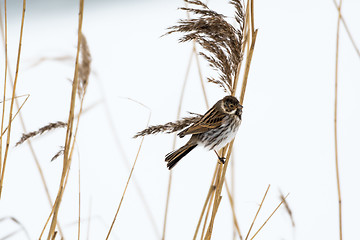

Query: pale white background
[[0, 0, 359, 239]]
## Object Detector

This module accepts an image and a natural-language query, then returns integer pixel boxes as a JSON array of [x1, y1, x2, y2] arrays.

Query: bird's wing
[[178, 106, 225, 137]]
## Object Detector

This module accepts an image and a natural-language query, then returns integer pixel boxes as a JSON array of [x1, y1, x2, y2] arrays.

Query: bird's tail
[[165, 143, 197, 170]]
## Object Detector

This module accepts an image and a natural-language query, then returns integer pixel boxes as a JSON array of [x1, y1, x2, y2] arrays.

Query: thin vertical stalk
[[332, 0, 360, 59], [203, 1, 258, 238], [334, 0, 343, 239], [0, 0, 8, 175], [244, 185, 270, 240], [105, 122, 149, 239], [78, 155, 81, 240], [193, 43, 209, 109], [200, 184, 216, 240], [249, 193, 289, 240], [0, 9, 62, 233], [47, 0, 84, 238], [0, 0, 26, 198], [225, 180, 242, 239], [162, 48, 194, 240], [193, 164, 219, 240]]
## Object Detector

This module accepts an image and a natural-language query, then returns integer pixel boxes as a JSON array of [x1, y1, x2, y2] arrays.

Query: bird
[[165, 95, 243, 170]]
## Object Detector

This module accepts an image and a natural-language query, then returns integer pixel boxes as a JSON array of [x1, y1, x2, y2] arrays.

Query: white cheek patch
[[229, 109, 237, 114], [220, 102, 226, 112]]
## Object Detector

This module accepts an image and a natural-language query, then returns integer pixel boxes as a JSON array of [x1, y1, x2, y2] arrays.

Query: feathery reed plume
[[133, 113, 201, 138], [164, 0, 244, 93], [78, 33, 91, 97], [15, 121, 67, 147], [51, 147, 65, 162]]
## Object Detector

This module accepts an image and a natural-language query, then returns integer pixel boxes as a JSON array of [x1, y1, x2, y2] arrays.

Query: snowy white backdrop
[[0, 0, 360, 239]]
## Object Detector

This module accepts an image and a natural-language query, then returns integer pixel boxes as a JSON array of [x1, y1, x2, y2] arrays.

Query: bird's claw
[[218, 157, 226, 164]]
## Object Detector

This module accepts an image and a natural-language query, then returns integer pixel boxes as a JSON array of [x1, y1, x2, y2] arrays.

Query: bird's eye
[[229, 104, 234, 108]]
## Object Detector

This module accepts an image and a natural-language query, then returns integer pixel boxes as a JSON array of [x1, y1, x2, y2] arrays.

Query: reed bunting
[[165, 95, 243, 169]]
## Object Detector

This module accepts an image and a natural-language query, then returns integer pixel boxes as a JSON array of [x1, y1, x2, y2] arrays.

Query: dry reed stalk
[[231, 156, 235, 240], [204, 162, 223, 240], [225, 179, 242, 239], [193, 42, 209, 109], [334, 0, 343, 239], [204, 144, 230, 240], [0, 0, 26, 198], [0, 6, 64, 235], [162, 2, 212, 234], [332, 0, 360, 58], [244, 185, 270, 240], [108, 98, 160, 238], [86, 197, 92, 240], [46, 0, 85, 238], [162, 48, 194, 240], [78, 153, 81, 240], [0, 0, 8, 178], [157, 1, 250, 239], [200, 182, 217, 240], [249, 193, 289, 240], [202, 1, 257, 238], [193, 164, 218, 240], [162, 171, 172, 240], [1, 94, 29, 137], [50, 231, 57, 240], [106, 111, 151, 239]]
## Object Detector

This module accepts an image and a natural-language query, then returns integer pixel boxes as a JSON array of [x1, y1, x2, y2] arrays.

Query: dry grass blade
[[193, 164, 218, 240], [165, 0, 245, 93], [0, 0, 26, 198], [332, 0, 360, 59], [0, 0, 9, 178], [334, 0, 343, 239], [249, 193, 289, 240], [106, 98, 160, 238], [162, 48, 194, 240], [279, 190, 295, 227], [78, 150, 81, 240], [239, 29, 257, 105], [133, 114, 201, 138], [106, 109, 151, 240], [201, 183, 217, 240], [50, 231, 57, 240], [1, 94, 30, 137], [46, 0, 85, 238], [0, 4, 64, 236], [15, 121, 67, 146], [245, 185, 270, 240], [225, 179, 242, 239], [161, 0, 256, 238]]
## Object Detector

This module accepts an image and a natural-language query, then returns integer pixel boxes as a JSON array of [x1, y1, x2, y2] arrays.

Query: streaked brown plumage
[[165, 95, 243, 169]]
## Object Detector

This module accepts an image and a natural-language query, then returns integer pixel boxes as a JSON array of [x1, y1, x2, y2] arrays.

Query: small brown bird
[[165, 95, 243, 169]]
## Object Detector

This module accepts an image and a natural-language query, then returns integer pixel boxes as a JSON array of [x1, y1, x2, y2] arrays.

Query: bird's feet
[[218, 157, 226, 164]]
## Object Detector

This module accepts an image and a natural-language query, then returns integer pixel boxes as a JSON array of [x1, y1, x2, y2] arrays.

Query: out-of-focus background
[[0, 0, 359, 239]]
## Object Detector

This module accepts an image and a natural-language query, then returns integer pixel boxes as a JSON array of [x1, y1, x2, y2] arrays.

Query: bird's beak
[[235, 104, 243, 117]]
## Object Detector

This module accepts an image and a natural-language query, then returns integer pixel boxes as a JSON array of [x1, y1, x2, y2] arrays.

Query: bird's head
[[222, 95, 243, 117]]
